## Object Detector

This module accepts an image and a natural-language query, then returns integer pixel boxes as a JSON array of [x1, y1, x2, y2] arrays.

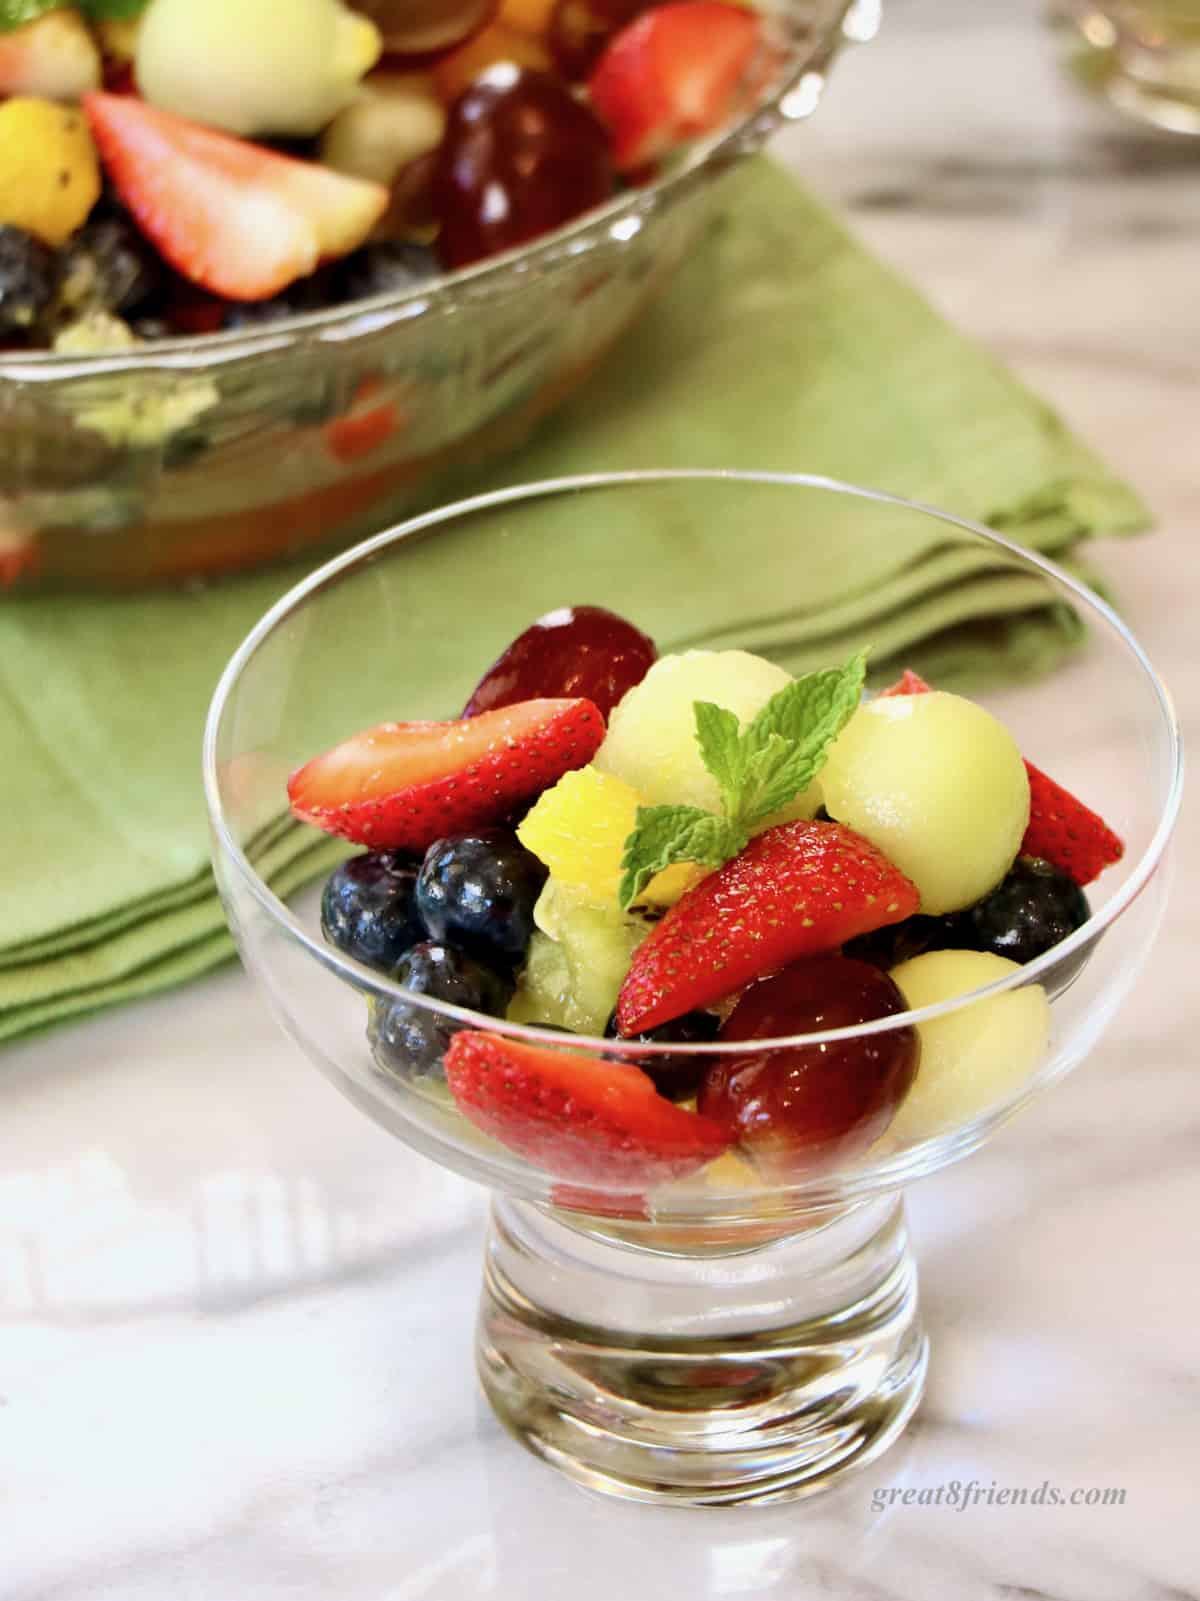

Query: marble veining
[[2, 1, 1199, 1596]]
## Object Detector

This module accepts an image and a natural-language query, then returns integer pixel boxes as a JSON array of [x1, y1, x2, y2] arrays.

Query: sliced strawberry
[[324, 379, 406, 463], [881, 666, 1124, 886], [587, 1, 764, 172], [83, 93, 387, 302], [616, 821, 920, 1034], [0, 524, 40, 589], [444, 1030, 729, 1183], [287, 697, 604, 850], [880, 668, 932, 698], [1021, 761, 1124, 886]]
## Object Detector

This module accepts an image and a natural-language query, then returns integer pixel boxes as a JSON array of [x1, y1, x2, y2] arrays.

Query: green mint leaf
[[619, 805, 744, 910], [692, 700, 744, 816], [733, 649, 869, 828], [0, 0, 62, 31], [82, 0, 151, 17], [0, 0, 148, 27]]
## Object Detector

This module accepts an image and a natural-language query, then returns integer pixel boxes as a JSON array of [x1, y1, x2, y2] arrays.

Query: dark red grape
[[352, 0, 497, 57], [463, 604, 656, 717], [548, 0, 662, 80], [698, 958, 919, 1176], [432, 66, 616, 269]]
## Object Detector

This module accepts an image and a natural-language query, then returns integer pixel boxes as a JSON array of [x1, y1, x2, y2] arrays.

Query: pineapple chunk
[[518, 764, 703, 909], [0, 98, 100, 247]]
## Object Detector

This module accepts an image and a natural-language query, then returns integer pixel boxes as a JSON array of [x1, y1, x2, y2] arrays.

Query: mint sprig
[[618, 650, 867, 909], [0, 0, 147, 32], [618, 805, 744, 909]]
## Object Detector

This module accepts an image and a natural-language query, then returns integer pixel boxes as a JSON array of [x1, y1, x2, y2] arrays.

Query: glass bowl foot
[[476, 1194, 928, 1507]]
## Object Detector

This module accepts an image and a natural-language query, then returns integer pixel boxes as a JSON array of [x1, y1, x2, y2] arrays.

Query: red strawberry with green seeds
[[443, 1030, 729, 1184], [587, 1, 765, 172], [880, 668, 932, 698], [1021, 762, 1124, 886], [288, 696, 605, 851], [84, 92, 387, 302], [615, 819, 921, 1034], [880, 667, 1124, 886]]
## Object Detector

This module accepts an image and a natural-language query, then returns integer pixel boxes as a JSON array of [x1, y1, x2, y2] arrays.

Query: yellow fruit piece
[[888, 950, 1051, 1143], [0, 98, 100, 248], [518, 764, 704, 909]]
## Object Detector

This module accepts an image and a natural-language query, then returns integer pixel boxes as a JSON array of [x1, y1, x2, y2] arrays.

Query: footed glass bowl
[[204, 472, 1181, 1506], [0, 0, 859, 591]]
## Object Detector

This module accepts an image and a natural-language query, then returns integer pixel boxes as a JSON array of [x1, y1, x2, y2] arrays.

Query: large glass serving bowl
[[0, 0, 860, 592], [204, 471, 1181, 1506]]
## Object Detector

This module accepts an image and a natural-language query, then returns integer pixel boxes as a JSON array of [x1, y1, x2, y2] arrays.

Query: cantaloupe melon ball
[[887, 950, 1051, 1142], [595, 649, 821, 819], [820, 691, 1029, 915]]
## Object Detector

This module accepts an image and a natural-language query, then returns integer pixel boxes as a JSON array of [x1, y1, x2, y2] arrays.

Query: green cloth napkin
[[0, 161, 1147, 1044]]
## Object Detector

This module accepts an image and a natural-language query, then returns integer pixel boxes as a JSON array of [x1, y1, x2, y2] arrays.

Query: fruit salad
[[288, 605, 1125, 1199], [0, 0, 773, 349]]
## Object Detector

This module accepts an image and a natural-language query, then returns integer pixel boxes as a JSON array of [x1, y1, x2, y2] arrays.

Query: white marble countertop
[[3, 3, 1198, 1596]]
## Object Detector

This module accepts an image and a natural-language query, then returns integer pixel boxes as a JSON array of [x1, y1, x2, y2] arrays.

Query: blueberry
[[416, 830, 548, 970], [337, 241, 439, 302], [844, 913, 965, 971], [957, 856, 1091, 966], [321, 850, 425, 973], [604, 1009, 720, 1102], [845, 856, 1091, 973], [55, 217, 162, 321], [223, 267, 340, 329], [370, 940, 514, 1081], [0, 226, 55, 337]]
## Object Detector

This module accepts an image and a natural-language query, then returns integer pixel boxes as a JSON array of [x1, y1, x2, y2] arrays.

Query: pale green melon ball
[[508, 883, 648, 1036], [138, 0, 380, 137], [820, 691, 1029, 914], [595, 649, 820, 818], [888, 950, 1050, 1142]]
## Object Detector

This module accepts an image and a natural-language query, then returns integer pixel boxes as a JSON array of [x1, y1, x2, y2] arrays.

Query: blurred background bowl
[[0, 0, 860, 591]]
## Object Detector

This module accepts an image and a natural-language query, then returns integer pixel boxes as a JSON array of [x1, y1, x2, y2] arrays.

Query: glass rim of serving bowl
[[203, 469, 1183, 1086], [0, 0, 856, 384]]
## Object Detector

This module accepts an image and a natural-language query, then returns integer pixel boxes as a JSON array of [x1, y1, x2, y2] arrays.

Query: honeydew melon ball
[[594, 650, 821, 819], [137, 0, 381, 137], [888, 950, 1050, 1142], [820, 691, 1029, 915], [507, 882, 649, 1036]]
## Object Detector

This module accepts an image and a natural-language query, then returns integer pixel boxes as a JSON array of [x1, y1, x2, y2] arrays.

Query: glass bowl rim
[[202, 467, 1184, 1060], [0, 1, 854, 383]]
